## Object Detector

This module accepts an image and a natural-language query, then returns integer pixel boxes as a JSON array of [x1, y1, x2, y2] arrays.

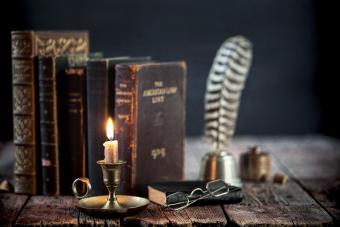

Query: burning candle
[[103, 118, 118, 164]]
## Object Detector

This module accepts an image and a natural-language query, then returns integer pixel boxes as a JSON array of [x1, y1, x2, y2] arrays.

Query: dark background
[[0, 0, 339, 141]]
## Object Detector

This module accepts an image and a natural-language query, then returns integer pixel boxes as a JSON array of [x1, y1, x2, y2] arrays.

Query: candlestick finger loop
[[72, 177, 92, 199]]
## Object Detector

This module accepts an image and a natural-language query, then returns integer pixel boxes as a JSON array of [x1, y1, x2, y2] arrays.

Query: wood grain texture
[[264, 136, 340, 179], [183, 205, 227, 226], [15, 196, 120, 227], [0, 192, 28, 227], [15, 196, 78, 226], [124, 203, 227, 227], [301, 179, 340, 223], [124, 203, 169, 226], [240, 182, 315, 206], [78, 210, 119, 227], [226, 204, 331, 226], [259, 136, 340, 223], [224, 182, 333, 226], [161, 207, 192, 226]]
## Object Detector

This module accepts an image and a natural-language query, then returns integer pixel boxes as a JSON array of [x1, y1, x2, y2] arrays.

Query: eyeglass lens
[[206, 180, 229, 197], [167, 192, 189, 210]]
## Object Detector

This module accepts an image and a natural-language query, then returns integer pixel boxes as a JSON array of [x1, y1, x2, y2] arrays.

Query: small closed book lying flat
[[148, 181, 243, 207]]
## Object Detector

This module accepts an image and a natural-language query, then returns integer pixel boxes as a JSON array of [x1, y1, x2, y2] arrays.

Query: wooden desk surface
[[1, 136, 339, 226]]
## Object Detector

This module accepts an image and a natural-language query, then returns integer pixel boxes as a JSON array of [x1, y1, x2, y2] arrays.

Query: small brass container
[[240, 146, 271, 182]]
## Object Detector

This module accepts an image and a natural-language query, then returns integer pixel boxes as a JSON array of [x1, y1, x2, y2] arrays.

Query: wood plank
[[184, 205, 227, 226], [240, 182, 315, 206], [161, 207, 192, 226], [0, 192, 28, 227], [226, 204, 331, 226], [15, 196, 120, 227], [124, 203, 169, 226], [161, 205, 227, 226], [224, 182, 333, 226], [15, 196, 78, 226], [263, 136, 340, 223], [265, 136, 340, 179], [301, 179, 340, 223], [124, 203, 227, 227], [78, 210, 119, 227]]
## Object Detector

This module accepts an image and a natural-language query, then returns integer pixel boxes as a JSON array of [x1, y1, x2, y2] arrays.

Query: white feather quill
[[204, 36, 253, 151]]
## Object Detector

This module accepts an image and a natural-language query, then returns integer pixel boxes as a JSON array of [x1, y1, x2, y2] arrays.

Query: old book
[[148, 181, 243, 207], [86, 57, 151, 195], [38, 56, 59, 195], [57, 54, 89, 195], [115, 62, 186, 195], [39, 54, 100, 195], [12, 31, 89, 194]]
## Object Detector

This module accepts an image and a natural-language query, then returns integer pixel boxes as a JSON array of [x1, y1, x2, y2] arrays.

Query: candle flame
[[106, 118, 114, 140]]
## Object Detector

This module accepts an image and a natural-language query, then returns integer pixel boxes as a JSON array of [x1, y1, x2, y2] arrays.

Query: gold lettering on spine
[[154, 81, 163, 87], [143, 87, 177, 97], [142, 80, 178, 104], [152, 96, 164, 103], [151, 148, 166, 160]]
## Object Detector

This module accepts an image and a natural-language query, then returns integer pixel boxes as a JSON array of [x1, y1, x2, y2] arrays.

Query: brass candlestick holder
[[97, 160, 126, 211], [72, 160, 149, 216]]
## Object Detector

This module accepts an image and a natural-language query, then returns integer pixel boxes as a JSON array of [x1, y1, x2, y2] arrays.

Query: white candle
[[103, 118, 118, 164]]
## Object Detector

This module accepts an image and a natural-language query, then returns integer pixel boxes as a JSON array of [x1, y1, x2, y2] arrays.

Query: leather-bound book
[[38, 56, 60, 195], [39, 54, 101, 195], [148, 181, 243, 207], [56, 54, 88, 195], [12, 31, 89, 194], [115, 62, 186, 195], [86, 57, 150, 195]]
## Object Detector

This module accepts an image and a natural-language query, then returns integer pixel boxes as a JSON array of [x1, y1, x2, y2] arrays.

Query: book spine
[[86, 60, 108, 195], [134, 62, 186, 195], [115, 64, 137, 194], [58, 64, 86, 194], [38, 56, 60, 195], [12, 31, 38, 194]]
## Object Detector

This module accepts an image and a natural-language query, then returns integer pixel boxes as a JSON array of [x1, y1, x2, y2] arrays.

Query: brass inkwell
[[72, 160, 149, 216]]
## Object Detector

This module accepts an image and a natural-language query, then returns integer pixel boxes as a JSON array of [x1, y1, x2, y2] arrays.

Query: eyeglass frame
[[165, 179, 231, 211]]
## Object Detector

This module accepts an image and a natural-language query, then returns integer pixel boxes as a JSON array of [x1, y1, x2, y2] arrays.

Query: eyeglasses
[[166, 179, 234, 211]]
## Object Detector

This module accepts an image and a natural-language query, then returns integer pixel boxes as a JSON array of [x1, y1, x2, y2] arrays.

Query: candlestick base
[[75, 195, 149, 216]]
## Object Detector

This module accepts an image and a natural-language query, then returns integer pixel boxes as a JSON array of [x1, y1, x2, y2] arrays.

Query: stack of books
[[11, 31, 186, 196]]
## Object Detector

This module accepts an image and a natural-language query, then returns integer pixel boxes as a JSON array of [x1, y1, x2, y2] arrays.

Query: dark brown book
[[39, 54, 98, 195], [56, 55, 89, 195], [38, 56, 59, 195], [12, 31, 89, 194], [86, 57, 150, 195], [115, 62, 186, 195], [148, 181, 243, 207]]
